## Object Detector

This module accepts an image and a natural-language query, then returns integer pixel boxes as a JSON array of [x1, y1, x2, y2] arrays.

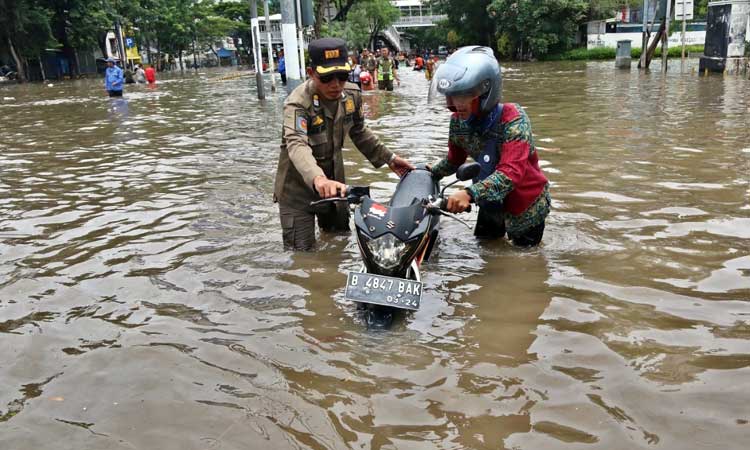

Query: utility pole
[[115, 20, 128, 69], [281, 0, 302, 90], [681, 16, 687, 62], [192, 21, 198, 72], [295, 0, 306, 79], [675, 0, 694, 63], [661, 0, 672, 73], [264, 0, 276, 92], [639, 0, 649, 68], [249, 0, 265, 99]]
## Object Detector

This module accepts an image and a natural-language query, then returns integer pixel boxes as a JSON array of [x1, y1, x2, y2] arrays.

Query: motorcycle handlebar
[[309, 186, 370, 206], [428, 198, 472, 214]]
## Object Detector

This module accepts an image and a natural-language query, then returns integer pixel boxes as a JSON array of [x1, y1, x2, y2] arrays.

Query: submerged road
[[1, 60, 749, 449]]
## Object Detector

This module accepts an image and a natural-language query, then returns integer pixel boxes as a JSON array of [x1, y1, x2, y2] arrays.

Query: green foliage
[[0, 0, 256, 77], [322, 11, 371, 50], [587, 0, 639, 21], [432, 0, 494, 47], [322, 0, 398, 49], [695, 0, 708, 19], [543, 44, 705, 60], [405, 20, 453, 50], [0, 0, 57, 58], [357, 0, 400, 49], [488, 0, 588, 59], [65, 0, 114, 50], [446, 30, 459, 48], [496, 33, 512, 60]]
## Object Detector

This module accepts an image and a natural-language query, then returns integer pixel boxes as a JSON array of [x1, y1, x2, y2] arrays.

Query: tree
[[405, 20, 453, 51], [47, 0, 118, 76], [354, 0, 400, 49], [432, 0, 495, 48], [488, 0, 588, 59], [587, 0, 638, 20], [213, 0, 258, 62], [314, 0, 365, 38], [195, 13, 238, 63], [0, 0, 56, 82], [322, 13, 370, 51]]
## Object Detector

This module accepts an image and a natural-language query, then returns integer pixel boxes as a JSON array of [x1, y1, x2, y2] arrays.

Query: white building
[[391, 0, 446, 28], [586, 20, 706, 49]]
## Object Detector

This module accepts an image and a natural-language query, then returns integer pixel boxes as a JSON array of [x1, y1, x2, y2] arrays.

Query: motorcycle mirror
[[456, 162, 480, 181]]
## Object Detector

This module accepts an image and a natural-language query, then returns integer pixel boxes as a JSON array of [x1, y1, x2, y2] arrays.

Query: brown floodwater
[[1, 60, 749, 450]]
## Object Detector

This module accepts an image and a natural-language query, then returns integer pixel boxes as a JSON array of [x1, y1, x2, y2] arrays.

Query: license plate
[[344, 272, 422, 311]]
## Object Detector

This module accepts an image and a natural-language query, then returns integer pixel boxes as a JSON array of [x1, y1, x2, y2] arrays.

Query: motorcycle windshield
[[355, 197, 430, 241], [390, 167, 438, 208]]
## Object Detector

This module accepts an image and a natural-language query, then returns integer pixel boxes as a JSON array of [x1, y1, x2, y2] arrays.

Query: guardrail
[[394, 15, 447, 27]]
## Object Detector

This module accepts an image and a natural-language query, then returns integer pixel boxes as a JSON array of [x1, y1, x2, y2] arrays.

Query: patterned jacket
[[432, 103, 550, 235]]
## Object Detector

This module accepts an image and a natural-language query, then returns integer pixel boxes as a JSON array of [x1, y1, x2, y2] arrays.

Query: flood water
[[1, 60, 749, 449]]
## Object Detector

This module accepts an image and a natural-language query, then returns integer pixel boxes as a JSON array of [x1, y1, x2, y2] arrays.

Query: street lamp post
[[249, 0, 266, 99], [264, 0, 276, 92]]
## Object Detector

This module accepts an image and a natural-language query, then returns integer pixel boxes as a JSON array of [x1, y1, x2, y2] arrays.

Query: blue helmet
[[432, 46, 502, 115]]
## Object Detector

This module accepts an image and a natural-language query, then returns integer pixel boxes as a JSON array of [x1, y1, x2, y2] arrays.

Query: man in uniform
[[376, 47, 399, 91], [361, 48, 378, 81], [274, 38, 414, 251]]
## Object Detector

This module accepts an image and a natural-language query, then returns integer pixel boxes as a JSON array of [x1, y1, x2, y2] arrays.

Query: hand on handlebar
[[445, 189, 472, 213], [313, 176, 346, 199]]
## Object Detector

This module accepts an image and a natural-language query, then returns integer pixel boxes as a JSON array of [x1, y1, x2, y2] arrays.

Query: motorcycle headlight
[[365, 233, 408, 270]]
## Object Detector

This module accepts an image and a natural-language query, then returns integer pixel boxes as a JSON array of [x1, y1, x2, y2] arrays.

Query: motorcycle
[[0, 66, 17, 83], [310, 162, 480, 328]]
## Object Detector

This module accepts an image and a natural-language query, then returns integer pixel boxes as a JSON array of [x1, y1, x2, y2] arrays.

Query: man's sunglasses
[[319, 72, 349, 84]]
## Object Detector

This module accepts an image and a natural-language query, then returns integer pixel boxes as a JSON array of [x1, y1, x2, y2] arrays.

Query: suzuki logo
[[386, 221, 395, 229]]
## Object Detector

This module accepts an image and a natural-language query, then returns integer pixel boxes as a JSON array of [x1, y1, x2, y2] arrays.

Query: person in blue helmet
[[104, 58, 124, 97], [429, 46, 551, 247]]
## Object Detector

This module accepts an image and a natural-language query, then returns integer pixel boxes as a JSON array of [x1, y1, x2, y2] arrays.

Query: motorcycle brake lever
[[437, 210, 473, 229], [422, 198, 472, 228], [309, 197, 353, 206]]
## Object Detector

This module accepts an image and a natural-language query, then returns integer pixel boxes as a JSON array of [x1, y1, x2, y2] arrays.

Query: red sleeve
[[496, 104, 530, 185]]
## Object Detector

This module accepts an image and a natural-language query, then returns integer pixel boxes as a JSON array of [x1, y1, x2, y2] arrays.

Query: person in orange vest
[[414, 55, 424, 71]]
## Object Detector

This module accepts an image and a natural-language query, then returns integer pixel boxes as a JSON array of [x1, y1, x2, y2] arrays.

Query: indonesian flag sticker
[[369, 203, 387, 219]]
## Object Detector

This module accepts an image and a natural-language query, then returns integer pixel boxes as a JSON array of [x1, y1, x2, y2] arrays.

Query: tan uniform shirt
[[274, 79, 393, 211], [363, 55, 378, 73]]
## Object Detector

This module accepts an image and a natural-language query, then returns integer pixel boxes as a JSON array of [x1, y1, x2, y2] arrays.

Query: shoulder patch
[[295, 111, 308, 133]]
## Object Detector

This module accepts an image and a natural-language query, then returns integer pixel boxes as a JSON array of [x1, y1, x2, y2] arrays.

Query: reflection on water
[[1, 63, 749, 449]]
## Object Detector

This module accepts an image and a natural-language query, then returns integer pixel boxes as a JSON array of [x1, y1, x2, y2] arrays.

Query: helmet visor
[[428, 62, 490, 111]]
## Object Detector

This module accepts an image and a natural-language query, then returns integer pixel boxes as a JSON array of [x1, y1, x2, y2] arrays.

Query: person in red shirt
[[144, 65, 156, 84], [414, 55, 424, 70], [429, 46, 550, 246]]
